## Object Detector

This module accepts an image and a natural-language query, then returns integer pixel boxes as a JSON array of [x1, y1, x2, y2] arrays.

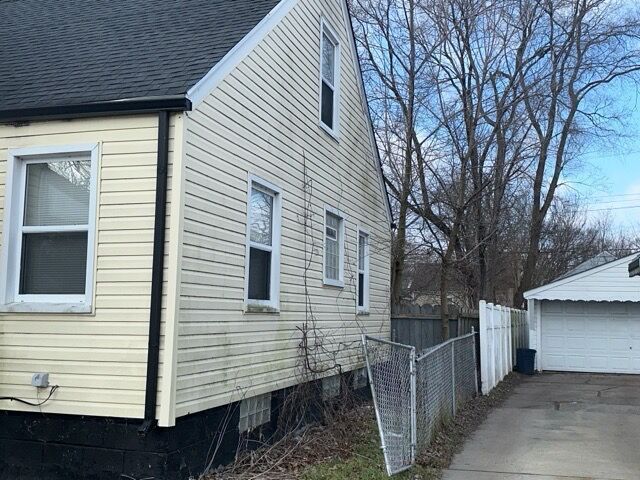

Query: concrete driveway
[[442, 373, 640, 480]]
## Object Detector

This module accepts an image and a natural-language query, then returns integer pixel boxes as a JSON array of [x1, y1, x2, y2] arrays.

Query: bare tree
[[353, 0, 531, 338], [351, 0, 433, 310], [353, 0, 640, 333], [513, 0, 640, 305]]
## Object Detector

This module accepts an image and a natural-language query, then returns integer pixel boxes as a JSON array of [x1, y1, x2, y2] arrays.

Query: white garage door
[[541, 301, 640, 374]]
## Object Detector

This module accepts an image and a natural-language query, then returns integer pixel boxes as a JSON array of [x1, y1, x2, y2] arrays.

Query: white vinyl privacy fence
[[362, 332, 478, 475], [479, 301, 529, 394]]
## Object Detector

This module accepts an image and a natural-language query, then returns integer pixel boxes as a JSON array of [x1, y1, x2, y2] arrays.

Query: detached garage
[[524, 253, 640, 374]]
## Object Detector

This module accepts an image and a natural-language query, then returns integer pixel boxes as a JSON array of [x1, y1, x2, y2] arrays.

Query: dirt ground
[[206, 373, 524, 480]]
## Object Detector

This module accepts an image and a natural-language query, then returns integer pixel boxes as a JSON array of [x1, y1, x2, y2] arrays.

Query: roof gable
[[524, 253, 640, 302], [0, 0, 281, 114]]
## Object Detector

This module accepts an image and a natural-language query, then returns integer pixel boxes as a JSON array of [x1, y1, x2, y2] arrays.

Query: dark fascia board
[[0, 95, 192, 123], [629, 256, 640, 277]]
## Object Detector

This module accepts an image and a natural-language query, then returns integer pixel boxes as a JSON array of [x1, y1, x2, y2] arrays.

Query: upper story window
[[245, 175, 282, 311], [323, 207, 344, 287], [0, 144, 98, 313], [320, 20, 339, 135], [357, 230, 370, 313]]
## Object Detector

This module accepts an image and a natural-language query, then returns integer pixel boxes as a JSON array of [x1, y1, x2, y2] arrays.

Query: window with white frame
[[320, 21, 339, 133], [357, 230, 370, 312], [323, 208, 344, 286], [1, 145, 98, 312], [245, 176, 281, 309]]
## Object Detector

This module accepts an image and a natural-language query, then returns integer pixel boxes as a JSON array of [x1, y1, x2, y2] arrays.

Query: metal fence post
[[409, 347, 417, 465], [451, 341, 456, 417]]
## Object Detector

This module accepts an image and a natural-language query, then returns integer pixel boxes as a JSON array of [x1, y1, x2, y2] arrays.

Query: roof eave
[[525, 252, 640, 300], [0, 95, 192, 123]]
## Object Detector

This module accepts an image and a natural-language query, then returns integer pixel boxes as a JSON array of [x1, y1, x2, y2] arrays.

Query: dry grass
[[206, 404, 380, 480], [205, 373, 524, 480]]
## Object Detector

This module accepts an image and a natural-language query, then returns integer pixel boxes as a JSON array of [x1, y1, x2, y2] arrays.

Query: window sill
[[244, 303, 280, 314], [319, 122, 340, 142], [323, 279, 344, 288], [356, 310, 370, 316], [0, 302, 92, 314]]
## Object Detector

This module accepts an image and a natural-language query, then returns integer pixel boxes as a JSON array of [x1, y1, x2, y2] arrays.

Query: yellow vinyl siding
[[0, 114, 182, 420], [176, 0, 391, 417]]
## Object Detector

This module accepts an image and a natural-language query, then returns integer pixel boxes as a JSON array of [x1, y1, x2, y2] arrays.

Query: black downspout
[[139, 110, 170, 435]]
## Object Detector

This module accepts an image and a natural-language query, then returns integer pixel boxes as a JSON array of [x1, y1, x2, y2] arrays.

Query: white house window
[[21, 161, 90, 294], [0, 145, 98, 312], [324, 208, 344, 286], [357, 230, 370, 312], [320, 21, 339, 134], [245, 175, 281, 310]]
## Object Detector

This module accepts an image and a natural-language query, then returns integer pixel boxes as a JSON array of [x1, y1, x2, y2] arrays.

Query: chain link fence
[[362, 337, 415, 475], [363, 331, 478, 475]]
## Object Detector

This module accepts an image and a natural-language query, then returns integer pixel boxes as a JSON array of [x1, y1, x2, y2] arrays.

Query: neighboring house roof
[[524, 253, 640, 302], [554, 251, 618, 281], [0, 0, 280, 115]]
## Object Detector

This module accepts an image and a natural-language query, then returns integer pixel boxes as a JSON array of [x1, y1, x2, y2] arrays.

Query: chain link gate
[[362, 336, 416, 475], [362, 331, 478, 475]]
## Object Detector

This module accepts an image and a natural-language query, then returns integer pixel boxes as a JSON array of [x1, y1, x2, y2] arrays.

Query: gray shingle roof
[[555, 251, 620, 281], [0, 0, 281, 112]]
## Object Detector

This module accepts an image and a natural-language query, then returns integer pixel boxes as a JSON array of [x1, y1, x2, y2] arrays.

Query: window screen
[[19, 159, 91, 295], [24, 161, 90, 226], [320, 29, 337, 130], [358, 232, 368, 309], [247, 184, 277, 302], [249, 189, 273, 245], [325, 212, 342, 281], [20, 232, 88, 294], [248, 248, 271, 300], [321, 83, 335, 129], [321, 33, 335, 85]]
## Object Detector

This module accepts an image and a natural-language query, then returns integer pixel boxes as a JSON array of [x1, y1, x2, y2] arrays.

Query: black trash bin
[[516, 348, 537, 375]]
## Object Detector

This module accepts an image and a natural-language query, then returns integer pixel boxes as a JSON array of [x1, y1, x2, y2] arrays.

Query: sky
[[571, 99, 640, 234], [585, 158, 640, 231]]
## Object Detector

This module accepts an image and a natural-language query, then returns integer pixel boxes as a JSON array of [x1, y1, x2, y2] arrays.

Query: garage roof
[[524, 253, 640, 302]]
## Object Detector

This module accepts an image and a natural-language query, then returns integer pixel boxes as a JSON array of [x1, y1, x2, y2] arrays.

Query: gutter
[[139, 110, 172, 435], [0, 95, 191, 123]]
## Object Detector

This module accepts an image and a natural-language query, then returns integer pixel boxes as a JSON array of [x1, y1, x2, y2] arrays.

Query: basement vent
[[322, 375, 341, 400], [238, 393, 271, 433], [353, 367, 368, 390]]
